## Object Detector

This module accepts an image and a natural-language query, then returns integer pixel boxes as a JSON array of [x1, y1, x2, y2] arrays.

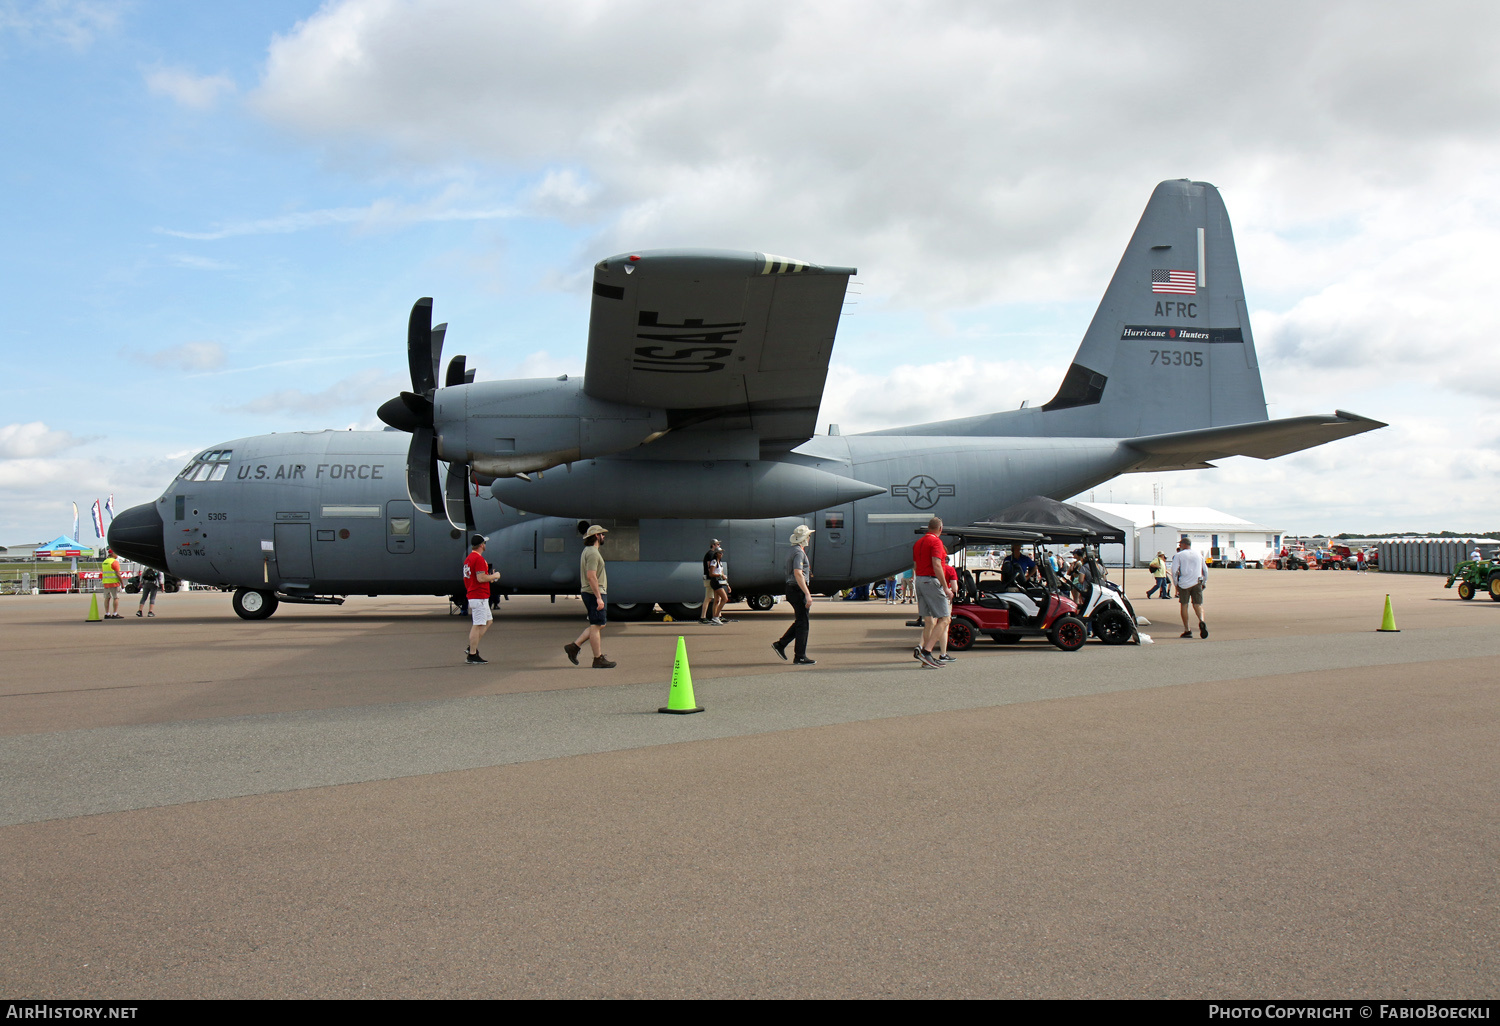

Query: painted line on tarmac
[[2, 625, 1496, 827]]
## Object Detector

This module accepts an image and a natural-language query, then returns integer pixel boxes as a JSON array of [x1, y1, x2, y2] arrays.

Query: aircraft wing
[[1122, 410, 1386, 471], [585, 249, 855, 452]]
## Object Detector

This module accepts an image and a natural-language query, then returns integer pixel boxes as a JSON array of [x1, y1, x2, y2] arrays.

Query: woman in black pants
[[772, 524, 816, 665]]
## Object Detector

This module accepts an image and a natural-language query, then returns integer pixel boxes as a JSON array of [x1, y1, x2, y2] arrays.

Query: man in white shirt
[[1170, 536, 1208, 639]]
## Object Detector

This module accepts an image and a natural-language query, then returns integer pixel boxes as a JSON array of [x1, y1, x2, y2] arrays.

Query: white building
[[1074, 503, 1284, 567]]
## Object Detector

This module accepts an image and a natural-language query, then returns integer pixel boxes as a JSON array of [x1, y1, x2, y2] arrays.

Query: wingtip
[[1333, 410, 1389, 429]]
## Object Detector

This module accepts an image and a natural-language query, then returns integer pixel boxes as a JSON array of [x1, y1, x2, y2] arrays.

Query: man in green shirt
[[565, 524, 617, 668]]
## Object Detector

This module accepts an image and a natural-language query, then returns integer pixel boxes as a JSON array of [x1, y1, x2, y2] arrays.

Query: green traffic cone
[[659, 635, 704, 714], [1377, 594, 1400, 632], [86, 593, 101, 623]]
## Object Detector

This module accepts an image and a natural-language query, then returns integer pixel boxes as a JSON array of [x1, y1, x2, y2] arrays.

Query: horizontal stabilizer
[[1123, 410, 1386, 471]]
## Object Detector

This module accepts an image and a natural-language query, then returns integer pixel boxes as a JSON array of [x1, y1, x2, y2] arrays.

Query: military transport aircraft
[[109, 180, 1383, 619]]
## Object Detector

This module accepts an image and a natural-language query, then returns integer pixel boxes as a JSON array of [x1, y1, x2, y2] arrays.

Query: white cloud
[[238, 368, 406, 416], [156, 191, 515, 240], [167, 254, 236, 271], [249, 0, 1500, 310], [144, 65, 236, 110], [0, 0, 120, 50], [0, 421, 82, 459], [140, 341, 228, 372], [820, 355, 1063, 435]]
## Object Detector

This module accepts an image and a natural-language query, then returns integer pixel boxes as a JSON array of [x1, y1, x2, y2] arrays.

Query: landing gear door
[[386, 500, 415, 554], [813, 506, 853, 581]]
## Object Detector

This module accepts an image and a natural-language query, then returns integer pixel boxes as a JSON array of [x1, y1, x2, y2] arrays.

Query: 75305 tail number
[[1150, 350, 1203, 367]]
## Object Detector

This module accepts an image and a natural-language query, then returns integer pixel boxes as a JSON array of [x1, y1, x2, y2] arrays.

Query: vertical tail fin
[[871, 180, 1269, 439], [1040, 179, 1267, 435]]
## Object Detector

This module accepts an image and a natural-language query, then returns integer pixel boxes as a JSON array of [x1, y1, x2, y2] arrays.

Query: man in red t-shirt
[[463, 534, 501, 664], [911, 516, 954, 668]]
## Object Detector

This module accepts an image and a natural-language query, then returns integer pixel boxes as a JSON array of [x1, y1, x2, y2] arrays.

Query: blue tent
[[34, 535, 89, 557]]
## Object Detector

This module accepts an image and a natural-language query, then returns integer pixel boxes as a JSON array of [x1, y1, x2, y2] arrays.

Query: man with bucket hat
[[771, 523, 816, 665], [565, 524, 617, 668]]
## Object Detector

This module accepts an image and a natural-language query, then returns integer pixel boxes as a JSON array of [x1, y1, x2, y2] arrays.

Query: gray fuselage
[[144, 427, 1134, 603]]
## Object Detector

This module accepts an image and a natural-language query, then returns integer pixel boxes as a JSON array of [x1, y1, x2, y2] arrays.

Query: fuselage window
[[389, 517, 412, 536], [209, 464, 228, 481]]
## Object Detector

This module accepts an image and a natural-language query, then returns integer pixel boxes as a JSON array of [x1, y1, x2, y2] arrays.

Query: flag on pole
[[91, 500, 105, 539], [105, 494, 116, 521], [72, 502, 79, 542]]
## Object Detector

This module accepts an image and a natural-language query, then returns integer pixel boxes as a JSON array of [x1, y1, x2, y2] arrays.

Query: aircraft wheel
[[1093, 608, 1135, 645], [661, 601, 704, 621], [232, 588, 278, 620], [747, 593, 776, 611], [1457, 581, 1475, 600], [607, 601, 652, 621], [1048, 615, 1087, 652], [947, 618, 975, 651], [1488, 573, 1500, 601], [991, 633, 1021, 644]]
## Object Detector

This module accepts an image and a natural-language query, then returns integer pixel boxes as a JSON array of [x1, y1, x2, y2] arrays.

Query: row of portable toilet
[[1379, 540, 1493, 575]]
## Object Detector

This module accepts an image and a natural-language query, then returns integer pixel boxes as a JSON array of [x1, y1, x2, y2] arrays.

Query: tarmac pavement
[[1, 570, 1496, 998]]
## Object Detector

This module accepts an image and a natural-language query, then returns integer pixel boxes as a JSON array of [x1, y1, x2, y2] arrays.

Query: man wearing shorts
[[462, 535, 501, 664], [100, 549, 124, 618], [912, 517, 954, 668], [1170, 536, 1208, 639], [701, 539, 728, 624], [565, 524, 616, 668]]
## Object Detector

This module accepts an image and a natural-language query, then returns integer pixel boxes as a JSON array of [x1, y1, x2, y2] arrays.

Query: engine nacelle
[[489, 458, 886, 519], [434, 377, 667, 477]]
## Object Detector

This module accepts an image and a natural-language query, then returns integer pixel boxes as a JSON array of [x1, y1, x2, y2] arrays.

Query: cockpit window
[[176, 449, 234, 482]]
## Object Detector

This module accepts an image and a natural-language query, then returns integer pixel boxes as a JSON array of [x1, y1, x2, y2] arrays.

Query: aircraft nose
[[108, 502, 167, 571]]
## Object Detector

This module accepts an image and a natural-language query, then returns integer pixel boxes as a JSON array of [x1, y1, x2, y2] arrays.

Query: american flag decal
[[1151, 269, 1196, 294]]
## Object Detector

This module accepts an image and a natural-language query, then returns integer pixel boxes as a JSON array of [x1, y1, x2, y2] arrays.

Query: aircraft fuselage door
[[814, 506, 853, 581], [387, 500, 415, 554], [274, 523, 315, 579]]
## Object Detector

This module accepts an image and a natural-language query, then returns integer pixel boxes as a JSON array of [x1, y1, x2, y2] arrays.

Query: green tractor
[[1445, 559, 1500, 601]]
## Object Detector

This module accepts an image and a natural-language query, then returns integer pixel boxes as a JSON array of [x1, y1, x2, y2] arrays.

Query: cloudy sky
[[3, 0, 1499, 544]]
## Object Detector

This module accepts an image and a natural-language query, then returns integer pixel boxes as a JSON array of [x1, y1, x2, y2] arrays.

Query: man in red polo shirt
[[463, 534, 501, 664], [912, 516, 954, 668]]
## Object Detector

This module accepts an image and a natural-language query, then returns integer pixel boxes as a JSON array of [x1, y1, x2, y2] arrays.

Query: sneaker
[[793, 656, 816, 665], [466, 652, 487, 664], [772, 641, 788, 661], [919, 649, 943, 668], [564, 642, 581, 665], [698, 618, 714, 625], [711, 617, 726, 625], [147, 612, 154, 617], [913, 646, 926, 664], [938, 654, 957, 663], [1199, 621, 1209, 639], [1180, 631, 1193, 638], [136, 611, 143, 617], [593, 654, 617, 669]]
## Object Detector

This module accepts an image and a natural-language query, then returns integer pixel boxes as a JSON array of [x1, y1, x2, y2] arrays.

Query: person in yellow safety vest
[[100, 548, 124, 619]]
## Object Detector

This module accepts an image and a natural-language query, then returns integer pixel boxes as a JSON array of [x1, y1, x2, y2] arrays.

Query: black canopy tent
[[934, 495, 1131, 590], [976, 495, 1125, 545]]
